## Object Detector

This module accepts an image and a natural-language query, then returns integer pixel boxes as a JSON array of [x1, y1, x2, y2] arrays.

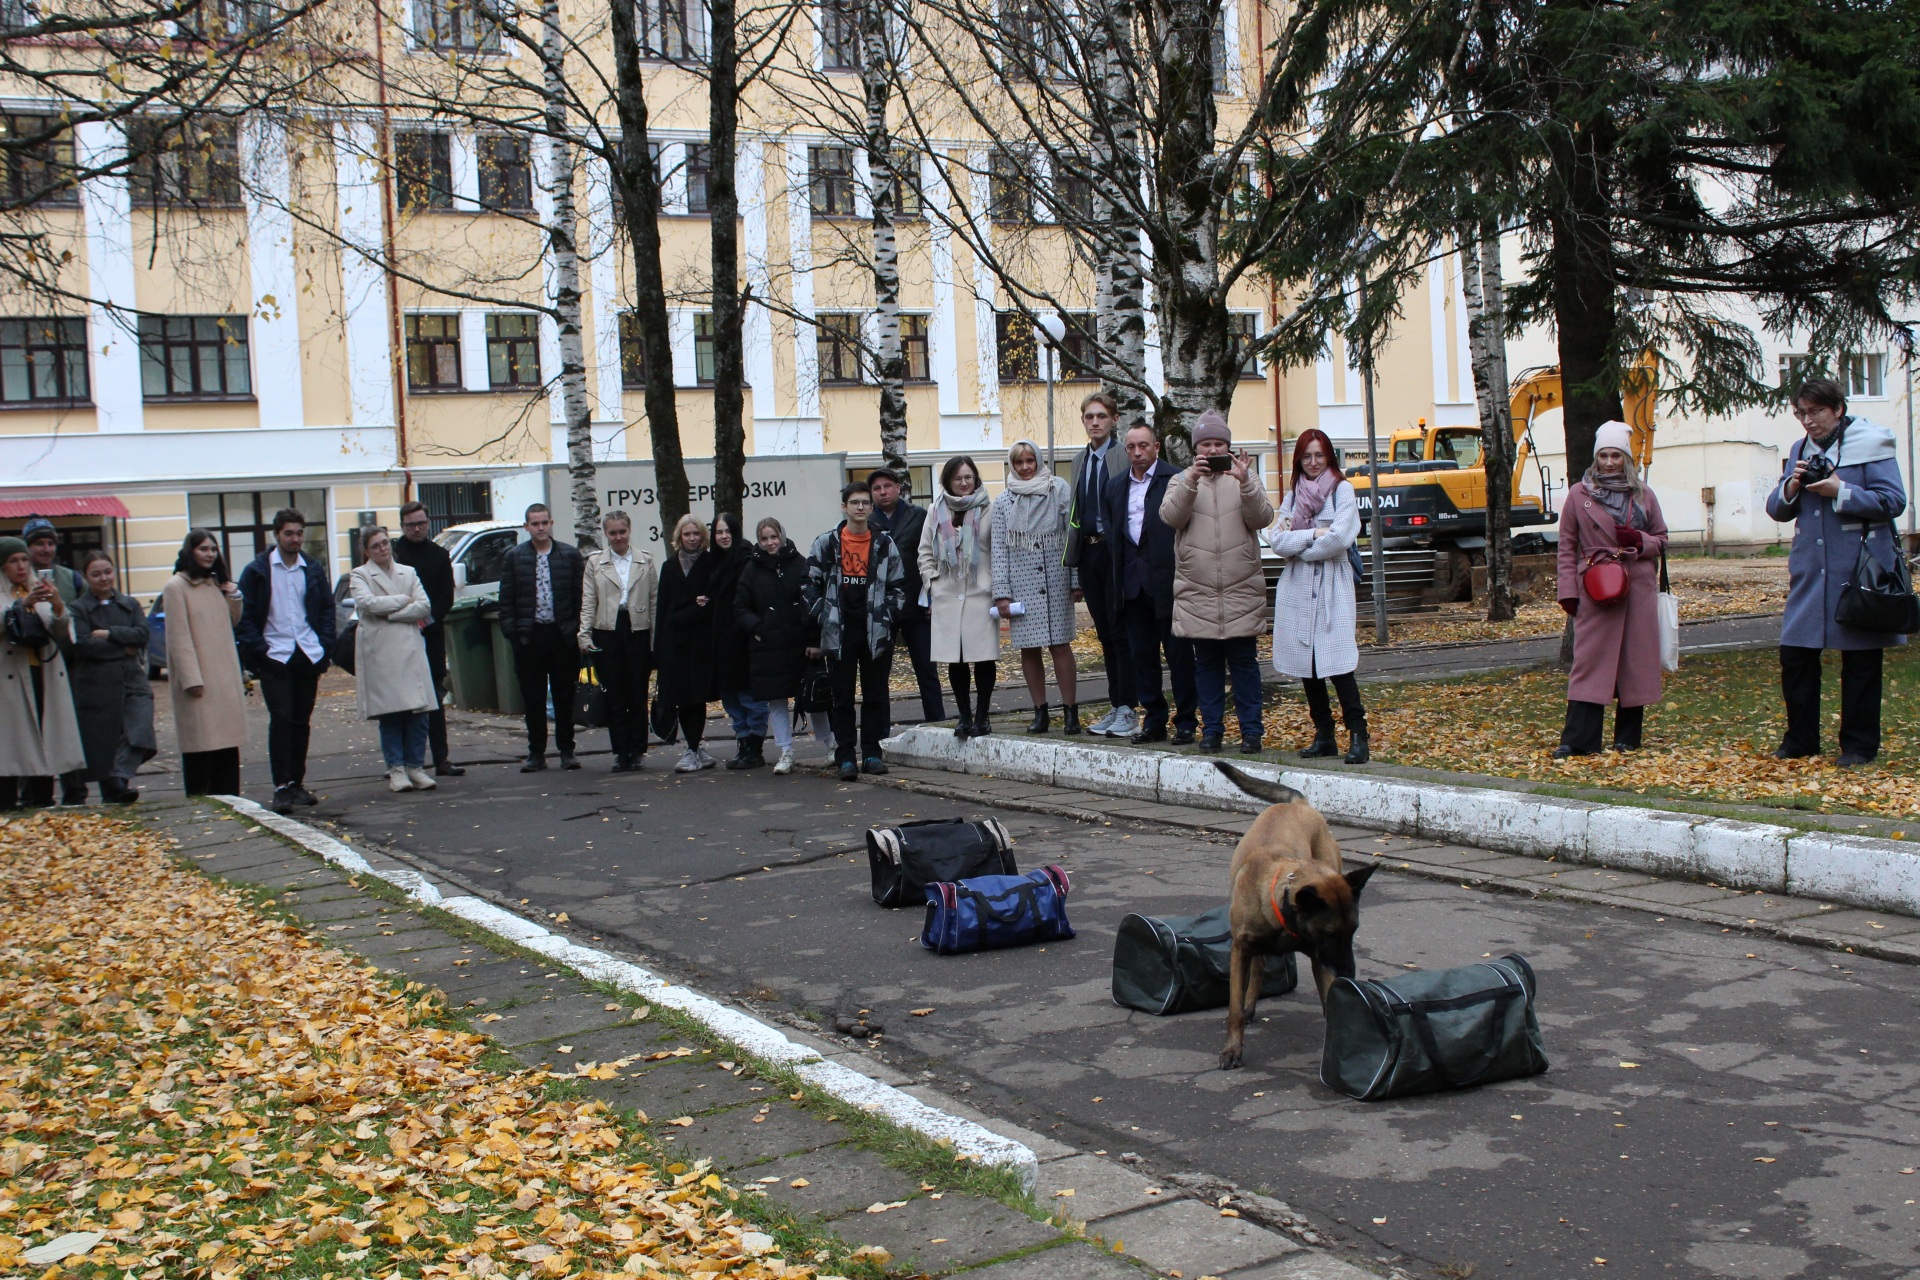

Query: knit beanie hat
[[1593, 421, 1633, 457], [0, 536, 27, 563], [1193, 410, 1231, 446], [20, 517, 55, 543]]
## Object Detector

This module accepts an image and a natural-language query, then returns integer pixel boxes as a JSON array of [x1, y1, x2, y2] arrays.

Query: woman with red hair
[[1266, 429, 1370, 763]]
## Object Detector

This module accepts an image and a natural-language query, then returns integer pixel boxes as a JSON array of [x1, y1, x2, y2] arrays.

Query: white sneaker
[[1086, 708, 1120, 736], [405, 766, 438, 790], [1109, 706, 1139, 738], [675, 748, 703, 773], [773, 748, 795, 775], [695, 747, 719, 770], [387, 767, 413, 793]]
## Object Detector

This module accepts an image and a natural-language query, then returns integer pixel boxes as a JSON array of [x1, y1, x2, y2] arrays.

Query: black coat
[[392, 533, 456, 628], [497, 539, 585, 644], [655, 552, 717, 706], [871, 499, 928, 619], [67, 592, 156, 782], [733, 541, 815, 701], [1102, 461, 1180, 618], [708, 543, 753, 694]]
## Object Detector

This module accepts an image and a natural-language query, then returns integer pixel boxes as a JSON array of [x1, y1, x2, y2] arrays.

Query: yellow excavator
[[1348, 359, 1655, 551]]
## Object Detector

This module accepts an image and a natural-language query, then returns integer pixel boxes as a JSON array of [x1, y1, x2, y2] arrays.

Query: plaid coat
[[804, 524, 905, 659]]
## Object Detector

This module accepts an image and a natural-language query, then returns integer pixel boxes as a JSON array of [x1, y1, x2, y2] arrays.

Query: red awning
[[0, 496, 131, 519]]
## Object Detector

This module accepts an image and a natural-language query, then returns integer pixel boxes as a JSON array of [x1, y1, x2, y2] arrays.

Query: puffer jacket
[[497, 539, 585, 645], [734, 540, 816, 701], [1159, 465, 1275, 640]]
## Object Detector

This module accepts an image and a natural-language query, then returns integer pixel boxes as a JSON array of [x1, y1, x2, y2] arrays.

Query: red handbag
[[1582, 550, 1629, 605]]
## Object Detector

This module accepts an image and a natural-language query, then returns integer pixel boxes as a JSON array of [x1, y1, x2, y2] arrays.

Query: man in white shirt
[[1101, 424, 1196, 744], [578, 510, 657, 772], [234, 509, 335, 813]]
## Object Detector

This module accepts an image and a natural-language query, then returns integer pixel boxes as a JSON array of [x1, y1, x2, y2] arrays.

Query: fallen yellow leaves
[[0, 812, 821, 1279]]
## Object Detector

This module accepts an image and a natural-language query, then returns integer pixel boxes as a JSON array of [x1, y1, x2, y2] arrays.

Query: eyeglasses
[[1791, 407, 1832, 421]]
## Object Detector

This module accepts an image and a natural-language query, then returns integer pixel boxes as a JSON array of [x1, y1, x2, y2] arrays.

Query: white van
[[438, 521, 530, 600]]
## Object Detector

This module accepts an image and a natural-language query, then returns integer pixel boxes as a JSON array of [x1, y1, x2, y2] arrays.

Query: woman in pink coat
[[1554, 420, 1670, 757]]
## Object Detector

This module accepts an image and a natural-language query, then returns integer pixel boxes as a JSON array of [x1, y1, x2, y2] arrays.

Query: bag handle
[[960, 881, 1042, 925], [1382, 969, 1526, 1090], [1659, 544, 1670, 594]]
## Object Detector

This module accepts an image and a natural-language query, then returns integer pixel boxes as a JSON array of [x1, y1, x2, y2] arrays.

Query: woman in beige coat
[[349, 526, 438, 793], [1, 535, 85, 808], [162, 530, 247, 795], [920, 455, 1000, 740], [1160, 411, 1275, 751]]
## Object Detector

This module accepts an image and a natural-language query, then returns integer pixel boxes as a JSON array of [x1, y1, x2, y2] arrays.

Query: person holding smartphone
[[1160, 410, 1274, 753], [0, 535, 85, 808]]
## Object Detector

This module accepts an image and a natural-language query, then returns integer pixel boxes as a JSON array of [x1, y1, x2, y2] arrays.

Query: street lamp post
[[1038, 313, 1067, 472], [1360, 341, 1389, 644]]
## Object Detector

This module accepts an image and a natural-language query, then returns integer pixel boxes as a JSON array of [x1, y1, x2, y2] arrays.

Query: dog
[[1213, 761, 1376, 1070]]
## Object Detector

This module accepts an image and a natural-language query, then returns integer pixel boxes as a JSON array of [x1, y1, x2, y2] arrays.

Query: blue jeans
[[721, 688, 769, 737], [1191, 636, 1263, 741], [378, 711, 429, 768]]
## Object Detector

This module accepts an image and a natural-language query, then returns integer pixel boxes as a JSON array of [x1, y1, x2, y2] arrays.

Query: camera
[[1799, 453, 1836, 484]]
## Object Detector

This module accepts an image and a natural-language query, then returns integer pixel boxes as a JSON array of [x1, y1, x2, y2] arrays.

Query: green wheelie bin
[[442, 596, 496, 712], [485, 601, 525, 716]]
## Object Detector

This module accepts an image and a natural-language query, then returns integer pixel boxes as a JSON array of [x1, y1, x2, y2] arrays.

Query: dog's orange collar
[[1266, 868, 1309, 948]]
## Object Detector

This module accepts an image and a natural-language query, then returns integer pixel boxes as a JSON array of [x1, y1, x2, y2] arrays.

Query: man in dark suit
[[867, 467, 942, 722], [497, 503, 586, 771], [1101, 424, 1196, 744], [1064, 393, 1133, 736], [392, 500, 465, 776]]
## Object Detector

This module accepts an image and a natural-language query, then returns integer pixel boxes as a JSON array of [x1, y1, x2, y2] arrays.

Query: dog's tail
[[1212, 760, 1305, 805]]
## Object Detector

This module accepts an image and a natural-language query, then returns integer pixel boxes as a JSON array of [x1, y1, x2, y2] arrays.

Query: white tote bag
[[1657, 549, 1680, 672]]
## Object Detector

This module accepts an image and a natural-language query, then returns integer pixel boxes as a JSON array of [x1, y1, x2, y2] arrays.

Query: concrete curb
[[878, 728, 1920, 917], [214, 794, 1040, 1189]]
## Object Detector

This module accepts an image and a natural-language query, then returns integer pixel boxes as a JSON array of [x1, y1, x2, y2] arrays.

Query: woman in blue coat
[[1764, 377, 1909, 766]]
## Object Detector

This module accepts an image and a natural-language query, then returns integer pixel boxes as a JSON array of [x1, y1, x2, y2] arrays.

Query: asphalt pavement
[[240, 693, 1920, 1280]]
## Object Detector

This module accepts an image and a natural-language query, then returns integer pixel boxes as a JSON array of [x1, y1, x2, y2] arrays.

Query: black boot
[[1062, 703, 1082, 735], [973, 685, 995, 737], [1300, 729, 1338, 758], [728, 735, 765, 769], [954, 714, 973, 744], [1027, 703, 1050, 734], [1344, 731, 1371, 765], [1334, 674, 1370, 764], [1299, 677, 1339, 757]]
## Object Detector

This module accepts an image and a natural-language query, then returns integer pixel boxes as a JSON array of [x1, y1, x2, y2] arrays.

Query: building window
[[0, 317, 88, 406], [996, 312, 1037, 382], [1211, 9, 1232, 93], [1054, 311, 1098, 380], [477, 134, 532, 212], [405, 314, 462, 390], [878, 147, 921, 217], [1230, 312, 1266, 379], [1002, 1, 1068, 81], [137, 315, 251, 400], [1050, 155, 1093, 222], [187, 489, 328, 573], [1845, 352, 1886, 399], [396, 131, 454, 212], [638, 0, 701, 58], [0, 0, 36, 31], [417, 481, 491, 534], [127, 118, 240, 206], [0, 114, 78, 207], [809, 146, 857, 217], [618, 311, 647, 388], [610, 138, 664, 221], [900, 314, 929, 381], [1778, 353, 1813, 391], [415, 0, 500, 52], [684, 143, 711, 214], [179, 0, 277, 38], [486, 314, 541, 388], [989, 149, 1034, 224], [821, 0, 861, 70], [694, 313, 716, 384], [816, 313, 863, 384]]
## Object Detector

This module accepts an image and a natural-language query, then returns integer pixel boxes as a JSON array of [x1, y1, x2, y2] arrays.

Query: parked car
[[146, 602, 166, 680], [333, 572, 356, 637], [438, 521, 528, 601]]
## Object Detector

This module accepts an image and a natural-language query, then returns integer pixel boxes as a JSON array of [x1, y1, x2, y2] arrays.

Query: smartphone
[[34, 569, 54, 583], [1205, 455, 1232, 472]]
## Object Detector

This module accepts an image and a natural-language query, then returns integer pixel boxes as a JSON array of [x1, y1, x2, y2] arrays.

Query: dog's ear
[[1344, 863, 1378, 902]]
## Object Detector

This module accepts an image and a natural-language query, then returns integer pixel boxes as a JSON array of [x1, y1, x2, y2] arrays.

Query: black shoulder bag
[[1835, 521, 1920, 634]]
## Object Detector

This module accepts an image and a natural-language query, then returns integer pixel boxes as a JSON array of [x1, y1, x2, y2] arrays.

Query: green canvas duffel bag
[[1111, 905, 1297, 1015], [1321, 953, 1548, 1100]]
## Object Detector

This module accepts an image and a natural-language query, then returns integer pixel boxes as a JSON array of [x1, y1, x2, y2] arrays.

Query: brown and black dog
[[1213, 761, 1376, 1069]]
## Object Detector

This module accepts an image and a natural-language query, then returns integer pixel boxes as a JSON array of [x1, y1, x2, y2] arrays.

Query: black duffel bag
[[1111, 905, 1296, 1015], [329, 619, 358, 675], [867, 817, 1015, 907], [1322, 953, 1548, 1100]]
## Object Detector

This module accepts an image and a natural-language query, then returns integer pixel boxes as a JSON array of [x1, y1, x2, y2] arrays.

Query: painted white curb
[[879, 728, 1920, 917], [212, 795, 1038, 1187]]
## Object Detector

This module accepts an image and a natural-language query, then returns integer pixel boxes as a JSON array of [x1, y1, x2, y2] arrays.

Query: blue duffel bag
[[921, 866, 1074, 955]]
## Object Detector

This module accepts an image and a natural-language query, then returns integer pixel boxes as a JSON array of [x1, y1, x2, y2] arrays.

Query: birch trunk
[[542, 0, 598, 549], [863, 0, 908, 473], [1458, 219, 1516, 621], [609, 0, 691, 539], [709, 0, 747, 518], [1089, 0, 1150, 438]]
